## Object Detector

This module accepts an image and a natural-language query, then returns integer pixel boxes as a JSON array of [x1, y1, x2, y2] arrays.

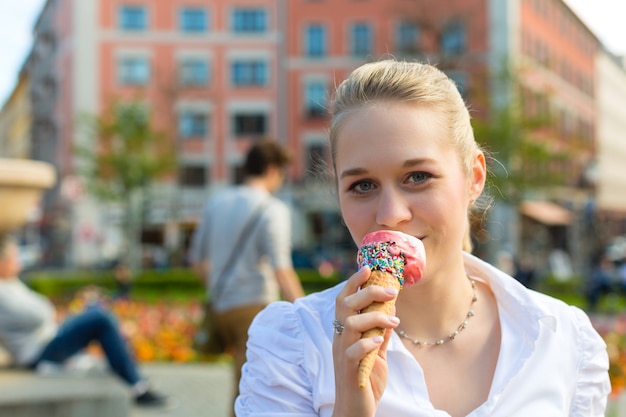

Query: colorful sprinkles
[[357, 241, 407, 287]]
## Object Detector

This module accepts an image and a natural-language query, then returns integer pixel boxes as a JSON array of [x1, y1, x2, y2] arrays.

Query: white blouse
[[236, 253, 611, 417]]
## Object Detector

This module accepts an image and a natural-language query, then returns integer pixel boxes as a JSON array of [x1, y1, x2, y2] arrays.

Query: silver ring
[[333, 319, 345, 335]]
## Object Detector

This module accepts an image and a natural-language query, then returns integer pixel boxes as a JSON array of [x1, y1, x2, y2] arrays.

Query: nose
[[375, 187, 412, 228]]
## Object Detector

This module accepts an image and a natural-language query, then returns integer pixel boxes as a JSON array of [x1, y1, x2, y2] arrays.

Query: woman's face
[[335, 102, 485, 275]]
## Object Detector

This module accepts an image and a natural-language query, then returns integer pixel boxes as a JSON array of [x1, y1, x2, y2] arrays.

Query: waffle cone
[[357, 270, 401, 388]]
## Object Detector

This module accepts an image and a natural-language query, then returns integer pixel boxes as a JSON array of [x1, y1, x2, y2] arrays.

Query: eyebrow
[[340, 167, 368, 179], [339, 158, 432, 179]]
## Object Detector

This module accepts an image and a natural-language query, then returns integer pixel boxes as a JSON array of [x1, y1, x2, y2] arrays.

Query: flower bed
[[592, 315, 626, 395], [55, 290, 205, 363]]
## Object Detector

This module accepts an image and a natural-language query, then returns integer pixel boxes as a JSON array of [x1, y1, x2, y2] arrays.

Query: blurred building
[[596, 50, 626, 237], [491, 0, 600, 276], [0, 0, 624, 271], [0, 71, 32, 159]]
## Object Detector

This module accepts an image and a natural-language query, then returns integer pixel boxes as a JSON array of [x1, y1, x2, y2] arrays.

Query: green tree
[[473, 64, 568, 204], [75, 99, 175, 271]]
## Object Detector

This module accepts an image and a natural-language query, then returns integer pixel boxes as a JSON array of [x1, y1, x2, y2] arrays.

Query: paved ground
[[130, 363, 233, 417]]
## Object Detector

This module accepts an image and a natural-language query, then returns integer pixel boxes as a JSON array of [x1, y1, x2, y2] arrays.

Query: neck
[[395, 268, 475, 340], [245, 177, 272, 193]]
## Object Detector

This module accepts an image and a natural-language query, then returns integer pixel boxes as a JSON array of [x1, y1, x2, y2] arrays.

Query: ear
[[469, 151, 486, 203]]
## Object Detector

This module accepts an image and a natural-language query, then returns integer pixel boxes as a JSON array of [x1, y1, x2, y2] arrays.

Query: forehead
[[334, 102, 455, 170]]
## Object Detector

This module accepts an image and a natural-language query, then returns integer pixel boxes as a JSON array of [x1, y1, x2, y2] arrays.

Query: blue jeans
[[34, 307, 141, 386]]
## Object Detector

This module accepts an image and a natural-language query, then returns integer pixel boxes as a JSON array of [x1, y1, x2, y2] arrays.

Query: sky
[[0, 0, 46, 107], [0, 0, 625, 108]]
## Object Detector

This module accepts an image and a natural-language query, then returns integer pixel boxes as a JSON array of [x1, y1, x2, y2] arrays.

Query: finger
[[344, 312, 400, 336], [341, 285, 399, 318], [344, 334, 384, 365], [335, 266, 371, 318], [377, 327, 395, 361]]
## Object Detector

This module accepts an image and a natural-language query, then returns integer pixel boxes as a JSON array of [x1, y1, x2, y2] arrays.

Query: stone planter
[[0, 158, 56, 234]]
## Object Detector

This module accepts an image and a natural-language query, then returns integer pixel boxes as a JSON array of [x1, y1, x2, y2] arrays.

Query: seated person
[[0, 235, 168, 407]]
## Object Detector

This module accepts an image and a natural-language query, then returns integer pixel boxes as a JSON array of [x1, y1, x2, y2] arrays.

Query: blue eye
[[407, 172, 432, 184], [349, 180, 375, 194]]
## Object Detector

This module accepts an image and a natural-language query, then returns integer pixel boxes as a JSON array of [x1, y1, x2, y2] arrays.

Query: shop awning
[[519, 200, 572, 226]]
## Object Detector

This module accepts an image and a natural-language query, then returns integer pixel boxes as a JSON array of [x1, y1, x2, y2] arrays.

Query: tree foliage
[[75, 100, 174, 201], [472, 66, 568, 203], [75, 99, 175, 270]]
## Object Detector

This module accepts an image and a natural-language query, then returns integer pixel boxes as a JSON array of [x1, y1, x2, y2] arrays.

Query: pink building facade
[[24, 0, 614, 269]]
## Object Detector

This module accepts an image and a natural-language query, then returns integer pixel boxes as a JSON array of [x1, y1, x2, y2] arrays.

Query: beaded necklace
[[397, 276, 477, 347]]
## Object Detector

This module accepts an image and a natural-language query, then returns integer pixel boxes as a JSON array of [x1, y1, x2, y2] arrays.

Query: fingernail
[[372, 336, 384, 343], [384, 288, 398, 296], [389, 316, 400, 325]]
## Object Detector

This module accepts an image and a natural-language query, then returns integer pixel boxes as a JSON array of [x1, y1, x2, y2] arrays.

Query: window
[[305, 24, 326, 57], [305, 81, 327, 117], [446, 71, 468, 98], [441, 21, 466, 55], [231, 60, 268, 86], [396, 21, 419, 53], [179, 59, 209, 86], [233, 113, 267, 136], [180, 8, 207, 32], [179, 112, 208, 137], [179, 165, 207, 187], [232, 9, 267, 33], [351, 23, 372, 56], [119, 6, 147, 30], [118, 57, 150, 85]]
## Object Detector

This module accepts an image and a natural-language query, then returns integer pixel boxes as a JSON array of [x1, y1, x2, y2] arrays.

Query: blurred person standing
[[112, 259, 132, 300], [586, 254, 616, 312], [188, 139, 305, 415]]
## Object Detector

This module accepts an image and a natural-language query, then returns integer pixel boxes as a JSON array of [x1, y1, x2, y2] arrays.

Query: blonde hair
[[329, 59, 479, 176]]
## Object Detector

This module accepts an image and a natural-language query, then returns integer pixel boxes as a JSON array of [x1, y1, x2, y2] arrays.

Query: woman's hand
[[332, 267, 400, 417]]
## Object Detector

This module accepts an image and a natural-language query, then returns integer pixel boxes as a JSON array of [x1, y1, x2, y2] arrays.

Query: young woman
[[235, 60, 610, 417]]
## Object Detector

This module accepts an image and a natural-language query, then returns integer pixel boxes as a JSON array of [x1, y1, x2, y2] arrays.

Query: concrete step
[[0, 370, 130, 417]]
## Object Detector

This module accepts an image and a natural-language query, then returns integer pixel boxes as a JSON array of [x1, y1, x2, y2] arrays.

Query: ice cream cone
[[355, 230, 426, 388], [358, 269, 401, 388]]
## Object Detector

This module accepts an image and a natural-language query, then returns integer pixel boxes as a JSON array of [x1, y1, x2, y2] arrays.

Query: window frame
[[231, 60, 268, 86], [350, 22, 372, 56], [179, 7, 208, 33], [178, 111, 209, 138], [118, 56, 150, 85], [119, 5, 147, 31], [304, 80, 327, 117], [179, 164, 208, 188], [305, 24, 327, 57], [232, 8, 267, 33], [441, 21, 466, 55], [179, 58, 209, 86], [232, 113, 268, 136], [396, 21, 420, 53]]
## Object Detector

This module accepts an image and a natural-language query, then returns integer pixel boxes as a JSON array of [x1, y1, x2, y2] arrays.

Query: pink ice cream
[[357, 230, 426, 288]]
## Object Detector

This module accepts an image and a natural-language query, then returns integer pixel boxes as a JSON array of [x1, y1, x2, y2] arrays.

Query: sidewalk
[[131, 363, 233, 417]]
